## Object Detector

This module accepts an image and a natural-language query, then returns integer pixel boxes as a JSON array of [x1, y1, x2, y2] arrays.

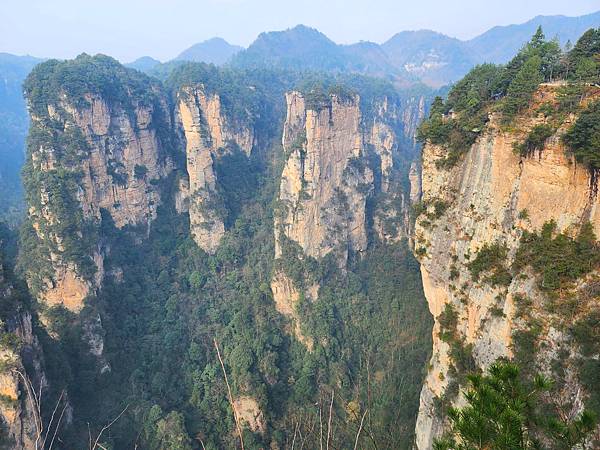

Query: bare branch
[[91, 405, 128, 450], [48, 400, 68, 450], [353, 408, 368, 450], [41, 390, 65, 448], [214, 338, 245, 450], [326, 390, 334, 450]]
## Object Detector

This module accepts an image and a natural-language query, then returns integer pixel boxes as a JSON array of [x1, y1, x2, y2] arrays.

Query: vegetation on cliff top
[[24, 53, 160, 116], [563, 100, 600, 173], [417, 27, 600, 169]]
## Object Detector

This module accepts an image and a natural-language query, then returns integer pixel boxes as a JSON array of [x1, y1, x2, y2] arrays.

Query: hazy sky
[[2, 0, 599, 62]]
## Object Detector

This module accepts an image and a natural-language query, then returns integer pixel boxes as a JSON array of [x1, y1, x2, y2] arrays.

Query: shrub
[[513, 124, 555, 157], [513, 220, 600, 291], [468, 242, 512, 287]]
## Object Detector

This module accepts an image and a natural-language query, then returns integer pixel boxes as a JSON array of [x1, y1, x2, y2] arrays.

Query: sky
[[2, 0, 599, 62]]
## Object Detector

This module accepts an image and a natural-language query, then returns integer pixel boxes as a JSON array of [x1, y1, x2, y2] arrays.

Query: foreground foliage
[[434, 361, 596, 450]]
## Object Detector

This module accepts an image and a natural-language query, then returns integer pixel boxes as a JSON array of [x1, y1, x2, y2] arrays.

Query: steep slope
[[272, 83, 425, 344], [176, 84, 254, 253], [0, 53, 43, 224], [175, 37, 243, 65], [21, 54, 173, 312], [0, 226, 50, 449], [14, 54, 434, 449], [413, 28, 600, 447]]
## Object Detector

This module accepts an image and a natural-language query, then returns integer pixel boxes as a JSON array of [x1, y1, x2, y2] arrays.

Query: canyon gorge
[[0, 18, 598, 450]]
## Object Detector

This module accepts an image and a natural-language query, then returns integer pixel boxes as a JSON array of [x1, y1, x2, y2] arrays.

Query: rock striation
[[25, 84, 171, 312], [272, 90, 418, 345], [176, 85, 254, 254], [413, 86, 600, 449]]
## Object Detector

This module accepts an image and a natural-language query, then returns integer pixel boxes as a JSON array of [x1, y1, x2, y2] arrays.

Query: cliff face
[[413, 86, 600, 449], [272, 90, 417, 343], [275, 91, 373, 262], [177, 85, 255, 253], [25, 84, 171, 312], [0, 313, 45, 450], [0, 233, 48, 450]]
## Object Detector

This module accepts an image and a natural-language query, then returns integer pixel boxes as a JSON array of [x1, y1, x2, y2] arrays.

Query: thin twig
[[91, 405, 128, 450], [48, 401, 68, 450], [326, 390, 334, 450], [353, 408, 368, 450], [291, 421, 299, 450], [214, 338, 245, 450], [319, 403, 323, 450], [42, 390, 65, 448]]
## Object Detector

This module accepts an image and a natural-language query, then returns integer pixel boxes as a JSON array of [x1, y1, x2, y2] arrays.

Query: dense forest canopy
[[0, 51, 435, 449]]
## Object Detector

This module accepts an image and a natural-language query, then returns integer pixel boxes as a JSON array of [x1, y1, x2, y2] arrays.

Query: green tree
[[143, 406, 193, 450], [502, 55, 543, 120], [563, 101, 600, 171], [434, 361, 595, 450]]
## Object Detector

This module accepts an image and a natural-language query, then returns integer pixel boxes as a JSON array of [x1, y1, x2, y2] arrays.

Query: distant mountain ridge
[[465, 11, 600, 63], [174, 37, 243, 65], [125, 56, 161, 72], [231, 11, 600, 87], [0, 53, 43, 224]]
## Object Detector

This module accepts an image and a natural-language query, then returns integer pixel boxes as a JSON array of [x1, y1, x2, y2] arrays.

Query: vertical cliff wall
[[272, 89, 421, 345], [413, 86, 600, 449], [0, 229, 48, 450], [275, 91, 373, 262], [176, 85, 255, 254], [23, 56, 172, 312]]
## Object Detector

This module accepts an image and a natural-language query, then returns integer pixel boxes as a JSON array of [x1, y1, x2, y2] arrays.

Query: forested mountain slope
[[0, 54, 433, 449]]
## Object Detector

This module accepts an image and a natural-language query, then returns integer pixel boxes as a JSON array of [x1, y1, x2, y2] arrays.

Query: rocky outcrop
[[270, 269, 316, 349], [275, 91, 374, 262], [27, 90, 171, 312], [272, 90, 418, 345], [0, 245, 49, 450], [233, 396, 265, 434], [0, 312, 48, 450], [413, 86, 600, 449], [177, 85, 254, 253]]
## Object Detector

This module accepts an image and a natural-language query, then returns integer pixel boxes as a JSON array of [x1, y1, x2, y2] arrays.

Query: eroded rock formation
[[26, 89, 171, 312], [413, 86, 600, 449], [177, 85, 254, 253], [272, 90, 419, 345]]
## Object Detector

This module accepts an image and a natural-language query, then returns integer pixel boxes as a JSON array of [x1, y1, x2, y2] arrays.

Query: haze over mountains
[[165, 10, 600, 87], [0, 3, 599, 448], [1, 10, 599, 224]]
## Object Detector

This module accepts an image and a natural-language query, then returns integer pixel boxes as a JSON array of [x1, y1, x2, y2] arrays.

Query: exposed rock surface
[[413, 87, 600, 449], [177, 85, 254, 253], [0, 245, 48, 450], [233, 396, 266, 434], [275, 91, 373, 262], [27, 91, 171, 312], [0, 312, 48, 450], [272, 90, 417, 345]]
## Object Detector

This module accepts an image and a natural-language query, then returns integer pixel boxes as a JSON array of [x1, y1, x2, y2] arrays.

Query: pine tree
[[502, 55, 543, 120], [433, 361, 596, 450]]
